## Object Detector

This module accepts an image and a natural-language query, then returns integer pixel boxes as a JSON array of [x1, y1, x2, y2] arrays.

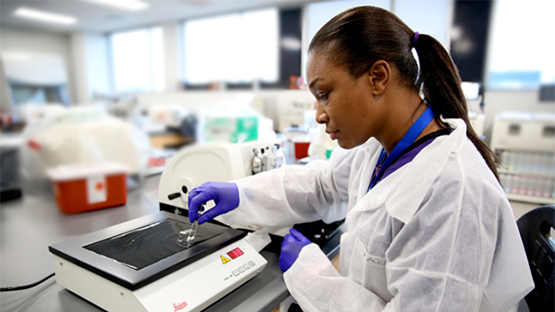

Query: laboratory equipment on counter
[[490, 111, 555, 205], [490, 111, 555, 153], [147, 104, 189, 130], [158, 140, 285, 231], [49, 211, 267, 312]]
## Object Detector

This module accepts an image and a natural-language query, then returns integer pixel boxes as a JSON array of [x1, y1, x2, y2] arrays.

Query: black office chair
[[517, 205, 555, 312]]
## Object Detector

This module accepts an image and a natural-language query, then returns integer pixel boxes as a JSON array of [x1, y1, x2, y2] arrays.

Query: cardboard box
[[46, 162, 129, 214]]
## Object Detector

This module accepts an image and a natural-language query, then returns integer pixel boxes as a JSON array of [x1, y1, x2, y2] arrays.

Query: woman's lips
[[326, 130, 339, 140]]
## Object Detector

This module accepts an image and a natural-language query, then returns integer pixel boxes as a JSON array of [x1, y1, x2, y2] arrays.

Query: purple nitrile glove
[[188, 181, 239, 225], [279, 228, 312, 272]]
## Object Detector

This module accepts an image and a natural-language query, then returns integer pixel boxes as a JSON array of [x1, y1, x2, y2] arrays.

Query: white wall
[[70, 32, 111, 104], [162, 21, 182, 92], [0, 27, 75, 111]]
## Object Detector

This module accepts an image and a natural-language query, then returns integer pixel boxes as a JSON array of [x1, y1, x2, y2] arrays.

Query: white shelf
[[498, 168, 555, 178], [506, 193, 555, 205], [494, 147, 555, 153]]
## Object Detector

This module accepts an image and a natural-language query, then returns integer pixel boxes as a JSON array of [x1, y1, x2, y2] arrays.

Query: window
[[110, 26, 164, 93], [182, 8, 278, 85], [487, 0, 555, 89]]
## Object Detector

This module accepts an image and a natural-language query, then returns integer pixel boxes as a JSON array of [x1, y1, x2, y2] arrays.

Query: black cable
[[0, 273, 55, 292]]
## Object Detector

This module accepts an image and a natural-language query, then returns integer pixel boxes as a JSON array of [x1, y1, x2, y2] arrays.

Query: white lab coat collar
[[362, 118, 467, 223]]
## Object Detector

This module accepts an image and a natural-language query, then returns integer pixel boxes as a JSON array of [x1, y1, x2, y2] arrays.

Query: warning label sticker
[[220, 255, 231, 265]]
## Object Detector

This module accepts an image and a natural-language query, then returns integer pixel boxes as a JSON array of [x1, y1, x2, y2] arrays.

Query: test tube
[[186, 222, 198, 246], [186, 205, 204, 246]]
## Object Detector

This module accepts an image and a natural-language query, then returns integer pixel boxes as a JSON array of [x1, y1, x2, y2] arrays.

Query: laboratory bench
[[0, 173, 342, 312]]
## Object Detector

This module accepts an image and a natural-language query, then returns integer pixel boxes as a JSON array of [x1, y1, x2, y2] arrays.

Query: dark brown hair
[[309, 6, 500, 180]]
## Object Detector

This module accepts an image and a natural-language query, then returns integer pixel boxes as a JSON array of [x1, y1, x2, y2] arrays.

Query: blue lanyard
[[368, 105, 434, 191]]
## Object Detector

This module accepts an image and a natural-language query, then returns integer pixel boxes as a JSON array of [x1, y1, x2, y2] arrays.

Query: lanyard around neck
[[368, 104, 434, 191]]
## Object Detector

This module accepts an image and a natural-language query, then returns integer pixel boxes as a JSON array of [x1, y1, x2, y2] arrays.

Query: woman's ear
[[367, 60, 390, 96]]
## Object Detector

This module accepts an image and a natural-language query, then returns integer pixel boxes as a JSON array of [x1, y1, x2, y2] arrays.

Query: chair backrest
[[517, 205, 555, 312]]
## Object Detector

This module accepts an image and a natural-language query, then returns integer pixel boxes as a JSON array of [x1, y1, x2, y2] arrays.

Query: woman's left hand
[[279, 228, 311, 272]]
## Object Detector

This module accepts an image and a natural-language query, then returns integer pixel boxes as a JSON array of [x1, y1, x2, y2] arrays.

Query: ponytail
[[413, 34, 500, 181]]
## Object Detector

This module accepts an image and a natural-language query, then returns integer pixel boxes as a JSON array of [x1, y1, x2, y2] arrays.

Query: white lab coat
[[221, 118, 534, 312]]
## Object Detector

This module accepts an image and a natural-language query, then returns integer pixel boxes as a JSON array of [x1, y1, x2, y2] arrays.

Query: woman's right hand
[[188, 181, 239, 224]]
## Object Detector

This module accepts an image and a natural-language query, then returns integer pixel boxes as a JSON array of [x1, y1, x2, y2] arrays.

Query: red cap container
[[294, 142, 310, 159], [46, 162, 129, 214]]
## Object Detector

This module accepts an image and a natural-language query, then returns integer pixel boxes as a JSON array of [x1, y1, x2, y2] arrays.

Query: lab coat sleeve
[[220, 146, 355, 228], [284, 244, 387, 311]]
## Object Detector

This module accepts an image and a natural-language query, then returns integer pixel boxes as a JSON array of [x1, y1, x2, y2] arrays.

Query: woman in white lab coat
[[188, 6, 534, 312]]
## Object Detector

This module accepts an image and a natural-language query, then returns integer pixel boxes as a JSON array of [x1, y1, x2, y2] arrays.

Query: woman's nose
[[316, 113, 327, 124], [315, 103, 328, 124]]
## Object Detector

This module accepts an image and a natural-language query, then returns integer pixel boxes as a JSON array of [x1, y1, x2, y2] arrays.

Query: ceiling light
[[85, 0, 150, 11], [14, 7, 77, 25], [281, 37, 302, 51]]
